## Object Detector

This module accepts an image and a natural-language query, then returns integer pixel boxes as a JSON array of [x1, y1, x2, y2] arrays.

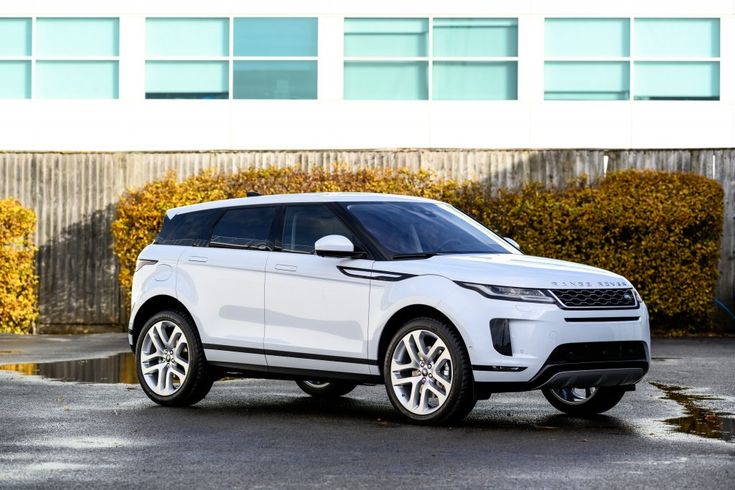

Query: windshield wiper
[[391, 253, 437, 260]]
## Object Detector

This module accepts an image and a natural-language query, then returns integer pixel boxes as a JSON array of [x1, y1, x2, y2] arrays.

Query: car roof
[[166, 192, 439, 218]]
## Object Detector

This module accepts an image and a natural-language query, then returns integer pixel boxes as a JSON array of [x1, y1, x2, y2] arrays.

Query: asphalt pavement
[[0, 334, 733, 489]]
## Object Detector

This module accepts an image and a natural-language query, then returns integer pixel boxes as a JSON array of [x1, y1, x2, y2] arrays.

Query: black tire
[[135, 309, 213, 407], [383, 317, 476, 425], [295, 380, 357, 398], [542, 386, 626, 416]]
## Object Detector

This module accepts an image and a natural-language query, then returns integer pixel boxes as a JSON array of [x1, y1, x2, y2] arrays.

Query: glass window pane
[[0, 18, 31, 56], [635, 19, 719, 58], [36, 18, 119, 57], [0, 61, 30, 98], [545, 18, 629, 57], [146, 18, 229, 57], [282, 205, 354, 254], [344, 61, 427, 100], [210, 207, 277, 250], [36, 61, 119, 99], [545, 61, 629, 100], [145, 61, 228, 99], [433, 18, 517, 57], [344, 18, 428, 57], [234, 18, 317, 56], [433, 62, 517, 100], [233, 61, 316, 99], [634, 62, 719, 100]]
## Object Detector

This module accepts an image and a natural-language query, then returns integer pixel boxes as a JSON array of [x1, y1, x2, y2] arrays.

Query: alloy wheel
[[390, 329, 453, 416], [140, 320, 190, 396]]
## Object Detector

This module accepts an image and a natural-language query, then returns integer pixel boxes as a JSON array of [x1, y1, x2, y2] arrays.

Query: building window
[[233, 18, 317, 99], [634, 19, 720, 100], [545, 17, 720, 101], [0, 18, 31, 98], [344, 18, 517, 101], [432, 18, 517, 100], [544, 18, 630, 100], [145, 18, 229, 99], [145, 17, 317, 100], [0, 17, 119, 99]]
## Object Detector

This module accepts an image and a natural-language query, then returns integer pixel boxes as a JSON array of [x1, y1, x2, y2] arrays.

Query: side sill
[[208, 361, 383, 384]]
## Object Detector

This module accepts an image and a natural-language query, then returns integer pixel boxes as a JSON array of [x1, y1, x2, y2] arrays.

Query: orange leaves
[[0, 199, 38, 334]]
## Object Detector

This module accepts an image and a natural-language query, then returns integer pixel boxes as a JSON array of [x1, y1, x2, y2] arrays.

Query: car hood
[[377, 254, 632, 289]]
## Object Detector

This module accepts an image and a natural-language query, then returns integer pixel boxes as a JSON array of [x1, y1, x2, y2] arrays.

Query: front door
[[264, 204, 373, 376]]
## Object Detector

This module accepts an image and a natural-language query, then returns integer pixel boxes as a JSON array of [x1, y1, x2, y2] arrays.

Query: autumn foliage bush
[[0, 198, 38, 334], [112, 167, 723, 331]]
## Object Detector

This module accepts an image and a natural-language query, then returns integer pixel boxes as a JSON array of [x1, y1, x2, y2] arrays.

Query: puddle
[[0, 352, 137, 384], [651, 382, 735, 443]]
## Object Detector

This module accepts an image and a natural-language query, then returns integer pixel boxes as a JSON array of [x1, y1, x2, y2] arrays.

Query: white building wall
[[0, 0, 734, 151]]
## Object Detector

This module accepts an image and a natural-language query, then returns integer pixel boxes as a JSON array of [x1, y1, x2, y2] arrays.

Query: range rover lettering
[[129, 193, 650, 424]]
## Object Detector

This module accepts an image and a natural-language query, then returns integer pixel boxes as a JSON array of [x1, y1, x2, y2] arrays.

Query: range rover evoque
[[129, 193, 650, 424]]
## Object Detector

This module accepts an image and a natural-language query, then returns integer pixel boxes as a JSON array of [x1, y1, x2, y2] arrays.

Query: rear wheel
[[542, 386, 626, 416], [136, 310, 213, 406], [384, 317, 476, 425], [295, 380, 357, 398]]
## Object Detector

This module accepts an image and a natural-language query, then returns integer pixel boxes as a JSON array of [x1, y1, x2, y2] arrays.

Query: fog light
[[490, 319, 512, 356]]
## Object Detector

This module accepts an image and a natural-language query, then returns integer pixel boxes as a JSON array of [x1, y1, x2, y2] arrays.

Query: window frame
[[0, 16, 120, 99], [144, 16, 318, 100], [343, 16, 519, 101], [543, 16, 721, 101]]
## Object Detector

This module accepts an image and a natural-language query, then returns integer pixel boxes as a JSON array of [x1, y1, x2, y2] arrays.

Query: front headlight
[[457, 282, 555, 304]]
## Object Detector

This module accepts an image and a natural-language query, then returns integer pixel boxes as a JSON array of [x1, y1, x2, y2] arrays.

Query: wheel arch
[[130, 295, 194, 350], [376, 304, 463, 374]]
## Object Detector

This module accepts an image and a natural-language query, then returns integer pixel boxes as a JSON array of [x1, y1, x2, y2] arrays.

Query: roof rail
[[246, 192, 261, 197]]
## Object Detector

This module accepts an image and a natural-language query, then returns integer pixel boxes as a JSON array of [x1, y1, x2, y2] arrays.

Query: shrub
[[112, 167, 723, 331], [0, 198, 38, 334]]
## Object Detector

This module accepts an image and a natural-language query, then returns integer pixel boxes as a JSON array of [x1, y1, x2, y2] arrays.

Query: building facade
[[0, 0, 734, 151]]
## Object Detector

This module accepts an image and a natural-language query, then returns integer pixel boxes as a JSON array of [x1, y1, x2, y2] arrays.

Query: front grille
[[549, 288, 637, 309]]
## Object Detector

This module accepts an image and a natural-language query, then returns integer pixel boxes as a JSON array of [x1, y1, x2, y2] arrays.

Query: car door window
[[281, 205, 354, 253], [209, 206, 277, 250]]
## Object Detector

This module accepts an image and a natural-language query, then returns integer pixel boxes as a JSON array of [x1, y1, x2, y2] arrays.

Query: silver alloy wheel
[[140, 320, 190, 396], [549, 387, 598, 405], [390, 329, 453, 416], [302, 380, 330, 388]]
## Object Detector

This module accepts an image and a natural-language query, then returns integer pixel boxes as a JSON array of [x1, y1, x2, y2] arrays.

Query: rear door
[[263, 204, 374, 376], [176, 205, 278, 368]]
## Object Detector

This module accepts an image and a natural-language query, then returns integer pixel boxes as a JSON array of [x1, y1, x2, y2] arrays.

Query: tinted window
[[282, 205, 354, 254], [210, 206, 276, 250], [345, 202, 512, 258], [155, 209, 223, 247]]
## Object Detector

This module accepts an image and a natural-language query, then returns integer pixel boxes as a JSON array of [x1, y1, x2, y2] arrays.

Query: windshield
[[344, 201, 516, 258]]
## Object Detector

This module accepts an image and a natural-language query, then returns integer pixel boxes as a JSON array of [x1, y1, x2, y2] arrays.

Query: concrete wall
[[0, 149, 732, 331]]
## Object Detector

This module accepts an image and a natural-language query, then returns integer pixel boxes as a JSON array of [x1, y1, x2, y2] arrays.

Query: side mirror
[[503, 237, 522, 251], [315, 235, 356, 258]]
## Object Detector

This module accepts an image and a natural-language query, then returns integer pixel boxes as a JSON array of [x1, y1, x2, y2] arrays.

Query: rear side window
[[281, 205, 354, 254], [155, 209, 223, 247], [210, 206, 277, 250]]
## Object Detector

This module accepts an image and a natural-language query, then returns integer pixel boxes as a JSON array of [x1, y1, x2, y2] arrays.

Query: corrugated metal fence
[[0, 149, 732, 331]]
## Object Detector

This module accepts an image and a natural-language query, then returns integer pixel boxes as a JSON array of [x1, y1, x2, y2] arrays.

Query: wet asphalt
[[0, 334, 733, 489]]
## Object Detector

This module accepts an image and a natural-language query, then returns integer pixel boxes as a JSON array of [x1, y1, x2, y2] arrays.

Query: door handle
[[275, 264, 297, 272], [187, 256, 208, 263]]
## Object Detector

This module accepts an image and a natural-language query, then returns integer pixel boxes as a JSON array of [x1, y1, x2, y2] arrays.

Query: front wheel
[[136, 310, 213, 406], [384, 317, 476, 425], [542, 386, 626, 416], [295, 380, 357, 398]]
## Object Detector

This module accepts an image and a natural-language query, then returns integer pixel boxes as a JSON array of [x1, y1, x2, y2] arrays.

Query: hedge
[[112, 167, 723, 331], [0, 198, 38, 334]]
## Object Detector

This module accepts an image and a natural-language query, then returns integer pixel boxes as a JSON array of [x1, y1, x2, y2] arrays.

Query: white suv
[[129, 193, 650, 424]]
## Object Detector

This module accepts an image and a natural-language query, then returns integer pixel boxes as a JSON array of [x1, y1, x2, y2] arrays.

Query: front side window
[[210, 206, 276, 250], [345, 202, 513, 258], [281, 205, 354, 254]]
